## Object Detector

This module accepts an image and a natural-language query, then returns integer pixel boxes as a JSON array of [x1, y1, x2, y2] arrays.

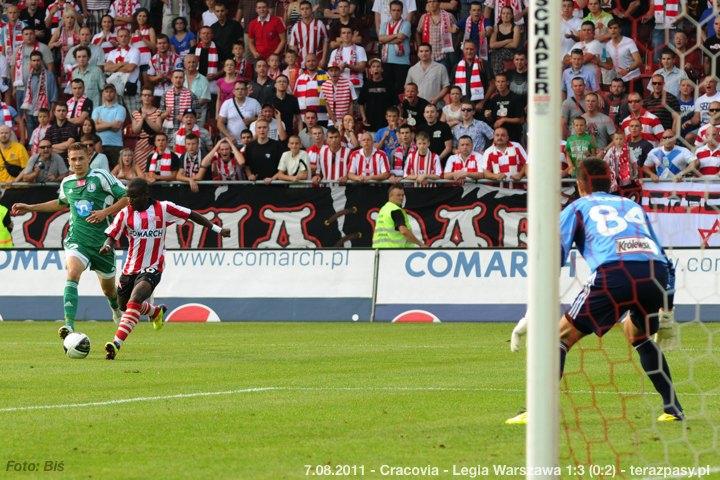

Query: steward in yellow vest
[[372, 184, 426, 248], [0, 204, 13, 248]]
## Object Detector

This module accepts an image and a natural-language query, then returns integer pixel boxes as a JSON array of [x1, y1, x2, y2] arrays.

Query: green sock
[[107, 293, 119, 310], [63, 281, 78, 329]]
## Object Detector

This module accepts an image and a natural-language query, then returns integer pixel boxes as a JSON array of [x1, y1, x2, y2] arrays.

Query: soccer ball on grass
[[63, 333, 91, 359]]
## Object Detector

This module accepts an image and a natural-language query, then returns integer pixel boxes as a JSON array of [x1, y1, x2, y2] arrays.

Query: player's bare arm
[[11, 199, 66, 215], [87, 196, 129, 224], [99, 236, 114, 255], [188, 211, 231, 237]]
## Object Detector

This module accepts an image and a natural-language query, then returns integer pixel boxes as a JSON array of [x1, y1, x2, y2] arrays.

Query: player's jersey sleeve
[[105, 207, 128, 241], [57, 178, 70, 206], [161, 201, 191, 225], [95, 169, 127, 200], [559, 201, 581, 266]]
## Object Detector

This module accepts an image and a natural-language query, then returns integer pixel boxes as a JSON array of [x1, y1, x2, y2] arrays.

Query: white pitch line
[[0, 385, 718, 413], [0, 387, 278, 413]]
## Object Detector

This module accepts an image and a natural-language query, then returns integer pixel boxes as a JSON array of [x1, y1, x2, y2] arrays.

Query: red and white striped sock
[[139, 301, 160, 318], [114, 301, 141, 345]]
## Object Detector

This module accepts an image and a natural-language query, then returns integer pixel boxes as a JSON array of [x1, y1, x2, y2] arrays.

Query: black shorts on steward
[[566, 260, 669, 337], [117, 268, 163, 310]]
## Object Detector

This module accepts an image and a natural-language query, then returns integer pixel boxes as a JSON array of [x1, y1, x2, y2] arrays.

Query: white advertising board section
[[0, 249, 374, 297], [0, 250, 375, 321], [2, 249, 719, 322], [374, 249, 720, 322]]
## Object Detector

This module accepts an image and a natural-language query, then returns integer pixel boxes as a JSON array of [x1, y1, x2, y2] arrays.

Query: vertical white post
[[527, 0, 561, 478]]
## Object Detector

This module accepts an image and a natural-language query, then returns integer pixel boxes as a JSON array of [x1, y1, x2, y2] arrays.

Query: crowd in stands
[[0, 0, 718, 192]]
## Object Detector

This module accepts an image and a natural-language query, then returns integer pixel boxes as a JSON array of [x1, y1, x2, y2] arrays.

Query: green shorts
[[64, 240, 116, 279]]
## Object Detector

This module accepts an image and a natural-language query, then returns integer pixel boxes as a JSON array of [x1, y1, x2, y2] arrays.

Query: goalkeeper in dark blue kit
[[507, 158, 683, 425]]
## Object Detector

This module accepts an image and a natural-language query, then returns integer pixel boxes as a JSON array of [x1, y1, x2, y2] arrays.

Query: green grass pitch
[[0, 322, 718, 479]]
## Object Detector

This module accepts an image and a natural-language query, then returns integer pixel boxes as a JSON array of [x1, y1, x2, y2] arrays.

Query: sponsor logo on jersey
[[74, 200, 93, 217], [129, 229, 164, 238], [616, 237, 657, 255]]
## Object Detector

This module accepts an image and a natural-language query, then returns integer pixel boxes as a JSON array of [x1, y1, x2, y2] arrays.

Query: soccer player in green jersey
[[12, 143, 129, 341]]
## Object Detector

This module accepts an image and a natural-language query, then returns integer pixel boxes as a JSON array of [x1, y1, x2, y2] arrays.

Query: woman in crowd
[[130, 87, 163, 171], [48, 7, 81, 88], [112, 148, 143, 180], [489, 7, 521, 76], [81, 119, 103, 153], [131, 7, 156, 81], [339, 114, 360, 149], [92, 15, 118, 55], [215, 60, 239, 115], [441, 86, 464, 128], [170, 16, 196, 56]]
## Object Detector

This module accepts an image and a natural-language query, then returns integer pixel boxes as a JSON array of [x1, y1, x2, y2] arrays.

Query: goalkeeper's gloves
[[654, 309, 678, 351], [510, 316, 528, 353]]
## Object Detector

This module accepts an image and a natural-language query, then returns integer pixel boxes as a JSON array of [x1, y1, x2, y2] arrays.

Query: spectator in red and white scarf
[[145, 131, 180, 183], [378, 0, 411, 99], [21, 50, 57, 140], [66, 78, 92, 127], [147, 34, 180, 98], [173, 108, 212, 156], [415, 0, 457, 74]]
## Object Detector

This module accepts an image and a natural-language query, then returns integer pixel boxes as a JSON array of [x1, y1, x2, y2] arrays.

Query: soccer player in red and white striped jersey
[[313, 127, 351, 183], [620, 92, 664, 146], [289, 1, 329, 67], [101, 178, 230, 359], [443, 135, 484, 182], [348, 132, 391, 182], [404, 131, 442, 184], [482, 127, 528, 181], [694, 124, 720, 176]]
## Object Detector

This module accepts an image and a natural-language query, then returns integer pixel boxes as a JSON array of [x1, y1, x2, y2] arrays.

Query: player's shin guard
[[63, 281, 79, 329], [559, 342, 569, 378], [633, 338, 684, 417], [138, 301, 160, 318], [113, 301, 141, 346]]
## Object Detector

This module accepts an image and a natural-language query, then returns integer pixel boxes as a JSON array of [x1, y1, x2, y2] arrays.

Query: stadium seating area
[[0, 0, 718, 191]]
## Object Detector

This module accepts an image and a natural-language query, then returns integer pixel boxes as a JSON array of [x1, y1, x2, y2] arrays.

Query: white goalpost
[[526, 0, 561, 478]]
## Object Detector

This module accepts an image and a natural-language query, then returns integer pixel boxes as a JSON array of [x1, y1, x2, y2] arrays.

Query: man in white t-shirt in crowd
[[104, 27, 141, 112], [373, 0, 417, 36], [218, 81, 261, 144], [565, 20, 603, 67], [686, 76, 720, 134], [328, 25, 367, 94], [561, 0, 582, 57], [250, 104, 288, 142], [604, 19, 642, 92]]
